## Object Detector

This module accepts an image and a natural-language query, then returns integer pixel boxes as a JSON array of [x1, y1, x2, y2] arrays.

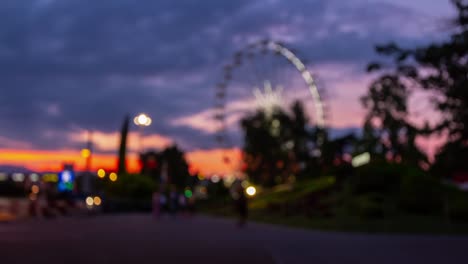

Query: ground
[[0, 214, 467, 264]]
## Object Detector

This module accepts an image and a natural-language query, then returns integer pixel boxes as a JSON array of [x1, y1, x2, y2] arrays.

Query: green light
[[185, 189, 193, 198]]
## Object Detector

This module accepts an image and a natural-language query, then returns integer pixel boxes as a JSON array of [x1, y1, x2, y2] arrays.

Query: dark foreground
[[1, 214, 467, 264]]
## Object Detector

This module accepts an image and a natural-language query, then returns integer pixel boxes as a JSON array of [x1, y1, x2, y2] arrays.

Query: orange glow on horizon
[[186, 148, 242, 175], [0, 148, 242, 175], [0, 149, 140, 173]]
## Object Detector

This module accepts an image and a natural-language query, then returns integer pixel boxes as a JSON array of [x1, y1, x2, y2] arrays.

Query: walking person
[[235, 185, 248, 227], [152, 190, 160, 219], [169, 186, 178, 218]]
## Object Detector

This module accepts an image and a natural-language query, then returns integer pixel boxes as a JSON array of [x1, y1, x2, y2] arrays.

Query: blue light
[[58, 170, 75, 192]]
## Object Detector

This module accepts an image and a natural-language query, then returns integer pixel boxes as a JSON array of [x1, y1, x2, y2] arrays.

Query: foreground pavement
[[0, 214, 467, 264]]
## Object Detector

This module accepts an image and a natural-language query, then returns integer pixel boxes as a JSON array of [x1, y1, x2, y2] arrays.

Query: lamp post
[[80, 130, 93, 195], [134, 113, 152, 154]]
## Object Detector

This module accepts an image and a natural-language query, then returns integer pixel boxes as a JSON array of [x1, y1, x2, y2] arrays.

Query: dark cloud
[[0, 0, 444, 152]]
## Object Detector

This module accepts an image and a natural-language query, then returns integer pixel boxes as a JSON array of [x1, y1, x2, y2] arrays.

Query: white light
[[352, 152, 371, 168], [12, 173, 25, 182], [86, 197, 94, 207], [29, 173, 39, 182], [223, 175, 235, 188], [134, 113, 152, 126], [211, 175, 220, 183], [62, 170, 72, 183], [312, 149, 322, 157], [0, 173, 7, 181], [246, 186, 256, 196], [272, 119, 280, 128], [285, 141, 294, 150], [253, 81, 283, 117]]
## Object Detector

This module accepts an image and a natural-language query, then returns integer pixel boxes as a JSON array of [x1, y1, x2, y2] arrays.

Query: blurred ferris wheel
[[214, 39, 329, 165]]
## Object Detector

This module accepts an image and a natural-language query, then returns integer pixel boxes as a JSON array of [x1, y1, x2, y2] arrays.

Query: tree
[[140, 151, 160, 178], [160, 145, 191, 189], [361, 75, 427, 165], [139, 145, 191, 189], [241, 102, 311, 186], [291, 101, 312, 166], [362, 1, 468, 167], [117, 115, 130, 174]]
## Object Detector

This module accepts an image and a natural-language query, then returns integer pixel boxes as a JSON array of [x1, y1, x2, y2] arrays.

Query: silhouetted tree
[[160, 145, 191, 189], [361, 1, 468, 166], [241, 102, 313, 186], [361, 75, 427, 165], [140, 151, 160, 178], [118, 115, 130, 174], [139, 145, 191, 189]]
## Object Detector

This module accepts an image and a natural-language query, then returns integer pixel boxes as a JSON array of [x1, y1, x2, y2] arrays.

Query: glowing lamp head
[[246, 186, 256, 196], [134, 113, 152, 126]]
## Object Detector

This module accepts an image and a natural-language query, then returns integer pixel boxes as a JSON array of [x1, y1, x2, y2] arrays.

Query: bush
[[105, 174, 156, 200], [350, 162, 405, 195], [344, 193, 385, 219], [446, 189, 468, 222], [398, 172, 444, 215]]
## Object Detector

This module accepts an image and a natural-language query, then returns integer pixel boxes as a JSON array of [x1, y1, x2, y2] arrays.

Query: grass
[[200, 176, 468, 235], [249, 176, 335, 209], [204, 206, 468, 235]]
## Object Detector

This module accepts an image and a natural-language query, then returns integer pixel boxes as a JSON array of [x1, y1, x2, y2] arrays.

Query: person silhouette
[[235, 185, 248, 227]]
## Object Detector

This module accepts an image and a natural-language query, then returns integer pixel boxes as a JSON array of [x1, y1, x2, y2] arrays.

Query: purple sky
[[0, 0, 455, 156]]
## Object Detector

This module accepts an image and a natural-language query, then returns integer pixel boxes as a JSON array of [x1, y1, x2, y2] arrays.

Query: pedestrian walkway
[[1, 214, 467, 264]]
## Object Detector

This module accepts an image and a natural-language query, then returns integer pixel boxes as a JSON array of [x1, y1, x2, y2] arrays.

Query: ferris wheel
[[214, 39, 329, 164]]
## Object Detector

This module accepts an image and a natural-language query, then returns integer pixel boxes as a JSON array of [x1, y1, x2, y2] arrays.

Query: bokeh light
[[211, 175, 220, 183], [86, 197, 94, 206], [81, 148, 91, 158], [134, 113, 152, 126], [246, 186, 256, 196], [0, 173, 7, 181], [97, 169, 106, 178], [93, 196, 102, 206], [12, 173, 25, 182], [29, 173, 39, 182], [31, 185, 39, 194], [109, 172, 118, 182]]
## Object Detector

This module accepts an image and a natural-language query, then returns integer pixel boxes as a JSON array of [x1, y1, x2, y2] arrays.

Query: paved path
[[0, 214, 467, 264]]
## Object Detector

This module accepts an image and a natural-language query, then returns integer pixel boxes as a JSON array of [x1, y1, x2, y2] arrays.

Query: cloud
[[186, 148, 242, 175], [0, 0, 450, 155], [0, 136, 33, 149], [68, 130, 173, 153]]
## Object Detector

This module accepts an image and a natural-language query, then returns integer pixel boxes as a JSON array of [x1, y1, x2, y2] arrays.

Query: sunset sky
[[0, 0, 454, 174]]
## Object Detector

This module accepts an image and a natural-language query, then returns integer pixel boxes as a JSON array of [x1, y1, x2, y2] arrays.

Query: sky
[[0, 0, 455, 174]]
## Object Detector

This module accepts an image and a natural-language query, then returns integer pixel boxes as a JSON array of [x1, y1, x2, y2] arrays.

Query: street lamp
[[134, 113, 152, 153]]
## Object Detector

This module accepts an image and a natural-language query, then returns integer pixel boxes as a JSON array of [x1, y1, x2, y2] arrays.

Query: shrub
[[398, 172, 443, 215], [350, 194, 385, 218], [350, 162, 405, 195], [105, 173, 156, 200], [446, 189, 468, 222]]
